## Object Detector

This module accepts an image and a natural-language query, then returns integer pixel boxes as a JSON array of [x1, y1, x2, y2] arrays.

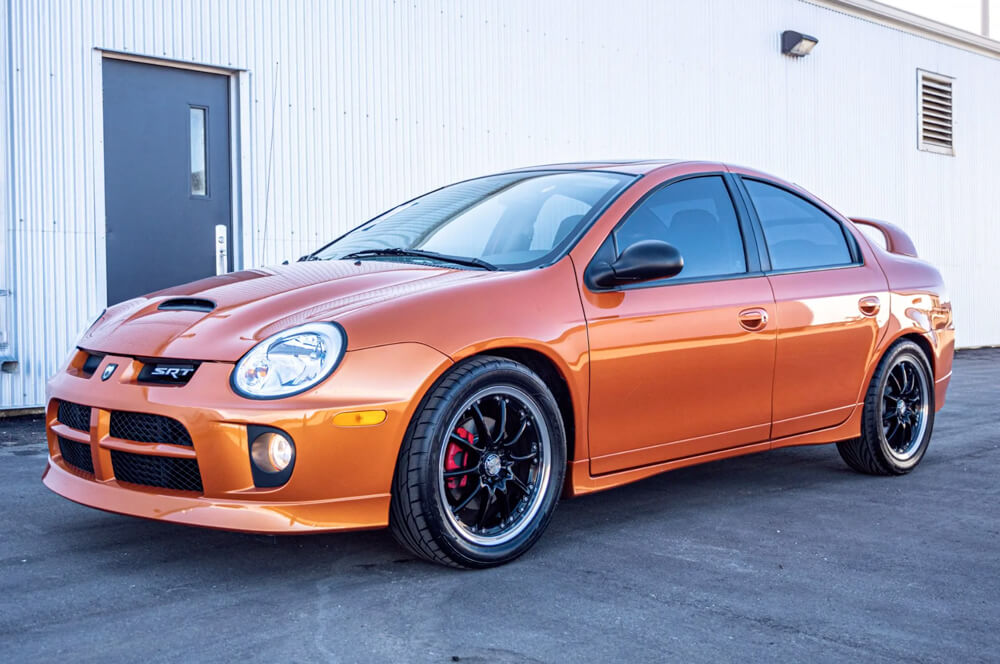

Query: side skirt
[[566, 403, 864, 498]]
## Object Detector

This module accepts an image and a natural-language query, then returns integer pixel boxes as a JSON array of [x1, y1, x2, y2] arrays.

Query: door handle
[[738, 308, 769, 332], [858, 296, 880, 317], [215, 224, 228, 275]]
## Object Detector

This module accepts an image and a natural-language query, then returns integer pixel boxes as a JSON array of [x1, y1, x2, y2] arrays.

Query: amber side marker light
[[333, 410, 387, 427]]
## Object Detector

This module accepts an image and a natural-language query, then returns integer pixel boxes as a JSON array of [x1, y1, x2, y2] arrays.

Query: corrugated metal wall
[[0, 0, 12, 363], [2, 0, 999, 408]]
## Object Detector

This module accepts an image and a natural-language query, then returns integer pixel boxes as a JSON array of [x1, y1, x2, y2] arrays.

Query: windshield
[[312, 170, 634, 269]]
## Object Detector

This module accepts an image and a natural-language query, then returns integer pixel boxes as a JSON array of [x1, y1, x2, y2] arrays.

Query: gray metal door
[[102, 58, 232, 305]]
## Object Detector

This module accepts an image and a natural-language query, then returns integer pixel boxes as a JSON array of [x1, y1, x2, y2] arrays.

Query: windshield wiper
[[340, 248, 498, 271]]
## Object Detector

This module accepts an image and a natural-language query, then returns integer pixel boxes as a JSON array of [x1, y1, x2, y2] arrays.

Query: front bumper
[[43, 343, 451, 533]]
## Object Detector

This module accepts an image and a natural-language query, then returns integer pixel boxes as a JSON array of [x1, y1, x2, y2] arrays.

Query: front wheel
[[837, 340, 935, 475], [389, 356, 566, 568]]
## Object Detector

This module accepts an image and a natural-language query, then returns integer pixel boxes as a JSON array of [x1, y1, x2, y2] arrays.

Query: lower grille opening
[[111, 450, 203, 493], [109, 411, 193, 447], [57, 400, 92, 433], [58, 436, 94, 475]]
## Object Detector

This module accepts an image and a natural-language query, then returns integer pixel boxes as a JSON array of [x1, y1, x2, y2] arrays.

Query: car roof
[[501, 159, 721, 176], [501, 160, 802, 193]]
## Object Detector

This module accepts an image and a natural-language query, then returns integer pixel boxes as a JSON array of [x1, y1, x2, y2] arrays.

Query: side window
[[612, 176, 747, 280], [743, 180, 854, 271]]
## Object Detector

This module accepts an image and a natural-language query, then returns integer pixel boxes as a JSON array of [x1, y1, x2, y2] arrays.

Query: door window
[[612, 176, 747, 280], [743, 180, 854, 271], [189, 107, 208, 196]]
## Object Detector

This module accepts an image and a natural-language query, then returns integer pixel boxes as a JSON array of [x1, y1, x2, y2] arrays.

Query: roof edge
[[807, 0, 1000, 59]]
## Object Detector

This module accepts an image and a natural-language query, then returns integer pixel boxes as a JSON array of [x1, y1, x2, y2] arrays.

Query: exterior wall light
[[781, 30, 818, 57]]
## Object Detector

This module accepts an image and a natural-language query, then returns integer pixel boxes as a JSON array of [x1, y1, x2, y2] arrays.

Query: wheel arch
[[474, 346, 578, 464], [852, 330, 937, 419], [898, 332, 935, 376], [876, 330, 935, 378], [395, 343, 581, 473]]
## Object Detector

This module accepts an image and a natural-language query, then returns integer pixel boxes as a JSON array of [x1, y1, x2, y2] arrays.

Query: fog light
[[251, 432, 294, 473]]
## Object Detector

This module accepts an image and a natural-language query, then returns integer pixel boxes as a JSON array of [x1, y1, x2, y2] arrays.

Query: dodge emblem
[[101, 363, 118, 381]]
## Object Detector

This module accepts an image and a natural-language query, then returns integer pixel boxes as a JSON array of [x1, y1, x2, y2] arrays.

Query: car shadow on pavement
[[41, 442, 858, 576]]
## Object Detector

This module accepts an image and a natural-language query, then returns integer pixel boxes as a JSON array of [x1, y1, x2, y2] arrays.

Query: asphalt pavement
[[1, 349, 997, 663]]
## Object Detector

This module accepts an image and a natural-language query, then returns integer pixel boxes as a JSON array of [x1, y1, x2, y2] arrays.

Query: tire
[[837, 340, 935, 476], [389, 355, 567, 568]]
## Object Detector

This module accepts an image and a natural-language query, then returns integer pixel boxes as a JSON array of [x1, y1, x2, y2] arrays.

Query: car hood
[[80, 260, 495, 361]]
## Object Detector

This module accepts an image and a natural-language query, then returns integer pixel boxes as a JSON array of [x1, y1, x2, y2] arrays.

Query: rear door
[[102, 58, 232, 305], [736, 177, 890, 439], [580, 174, 776, 474]]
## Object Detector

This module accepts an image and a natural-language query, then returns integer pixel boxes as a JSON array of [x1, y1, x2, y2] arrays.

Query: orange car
[[44, 160, 954, 567]]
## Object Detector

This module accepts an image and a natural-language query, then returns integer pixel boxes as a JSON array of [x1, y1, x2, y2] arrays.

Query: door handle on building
[[738, 308, 769, 331], [215, 225, 228, 275]]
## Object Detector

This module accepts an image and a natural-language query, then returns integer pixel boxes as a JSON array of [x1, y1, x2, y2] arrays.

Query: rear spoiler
[[849, 218, 918, 257]]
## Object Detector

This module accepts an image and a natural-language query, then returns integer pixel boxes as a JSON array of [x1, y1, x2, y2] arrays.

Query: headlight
[[231, 322, 346, 398]]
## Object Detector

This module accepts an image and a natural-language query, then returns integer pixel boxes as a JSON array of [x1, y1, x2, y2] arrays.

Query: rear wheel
[[389, 356, 566, 568], [837, 340, 935, 475]]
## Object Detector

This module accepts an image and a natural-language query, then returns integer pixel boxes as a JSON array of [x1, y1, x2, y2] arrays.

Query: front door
[[581, 175, 776, 475], [102, 58, 232, 305]]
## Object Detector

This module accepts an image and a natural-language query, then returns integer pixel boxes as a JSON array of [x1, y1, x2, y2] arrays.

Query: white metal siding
[[1, 0, 12, 361], [2, 0, 998, 408]]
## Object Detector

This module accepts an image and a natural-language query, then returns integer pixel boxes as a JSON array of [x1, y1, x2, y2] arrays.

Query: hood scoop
[[158, 298, 216, 313]]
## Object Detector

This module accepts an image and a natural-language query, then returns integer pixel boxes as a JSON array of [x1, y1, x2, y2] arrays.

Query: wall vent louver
[[918, 70, 954, 156]]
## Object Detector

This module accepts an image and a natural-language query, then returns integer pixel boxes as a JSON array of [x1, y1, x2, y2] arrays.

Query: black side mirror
[[587, 240, 684, 289]]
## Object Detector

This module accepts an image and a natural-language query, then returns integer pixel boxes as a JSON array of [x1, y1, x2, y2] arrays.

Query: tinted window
[[744, 180, 854, 271], [612, 176, 746, 280], [314, 171, 633, 270]]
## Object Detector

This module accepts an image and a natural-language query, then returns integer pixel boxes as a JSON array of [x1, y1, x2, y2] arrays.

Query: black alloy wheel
[[390, 356, 566, 568], [880, 357, 931, 462], [439, 386, 549, 545], [837, 340, 935, 475]]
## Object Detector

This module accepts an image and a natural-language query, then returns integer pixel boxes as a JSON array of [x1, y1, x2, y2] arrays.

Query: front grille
[[111, 450, 203, 492], [109, 411, 193, 447], [57, 401, 92, 433], [58, 436, 94, 475]]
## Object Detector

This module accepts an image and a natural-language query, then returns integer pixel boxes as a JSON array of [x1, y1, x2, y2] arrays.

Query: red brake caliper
[[445, 427, 473, 489]]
